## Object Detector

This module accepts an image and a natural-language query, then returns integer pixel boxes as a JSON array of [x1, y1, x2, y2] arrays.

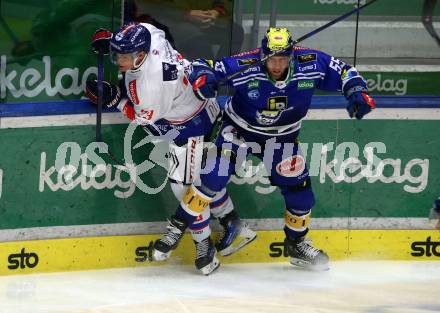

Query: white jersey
[[119, 23, 205, 125]]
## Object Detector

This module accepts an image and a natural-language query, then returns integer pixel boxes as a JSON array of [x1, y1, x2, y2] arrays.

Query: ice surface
[[0, 261, 439, 313]]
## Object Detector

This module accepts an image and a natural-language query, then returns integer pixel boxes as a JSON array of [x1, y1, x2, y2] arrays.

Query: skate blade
[[289, 258, 330, 271], [152, 249, 172, 262], [198, 256, 220, 276], [219, 227, 257, 257]]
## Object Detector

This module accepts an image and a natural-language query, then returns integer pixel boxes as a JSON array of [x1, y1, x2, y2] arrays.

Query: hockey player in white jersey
[[85, 23, 256, 275]]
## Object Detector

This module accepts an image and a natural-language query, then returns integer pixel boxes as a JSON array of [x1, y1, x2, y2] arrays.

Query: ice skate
[[152, 215, 187, 261], [285, 237, 329, 271], [194, 237, 220, 275], [216, 211, 257, 256]]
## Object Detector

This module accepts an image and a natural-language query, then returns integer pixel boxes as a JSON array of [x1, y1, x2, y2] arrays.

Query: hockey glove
[[91, 28, 112, 55], [85, 79, 121, 108], [346, 91, 375, 120], [188, 63, 218, 101]]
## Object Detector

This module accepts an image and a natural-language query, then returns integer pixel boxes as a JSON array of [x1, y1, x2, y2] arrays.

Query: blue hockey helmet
[[261, 27, 293, 57], [110, 23, 151, 66]]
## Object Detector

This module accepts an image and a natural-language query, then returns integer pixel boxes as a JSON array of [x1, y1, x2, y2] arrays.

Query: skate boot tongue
[[194, 238, 220, 275], [286, 237, 329, 271]]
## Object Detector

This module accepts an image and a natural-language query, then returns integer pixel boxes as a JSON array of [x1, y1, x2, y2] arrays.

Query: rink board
[[0, 230, 439, 276], [1, 117, 439, 231]]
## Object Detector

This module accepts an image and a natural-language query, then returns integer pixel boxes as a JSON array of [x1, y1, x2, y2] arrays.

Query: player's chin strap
[[132, 51, 148, 70], [223, 0, 379, 82]]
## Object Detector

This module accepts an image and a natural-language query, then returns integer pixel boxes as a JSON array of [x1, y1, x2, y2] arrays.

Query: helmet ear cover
[[132, 51, 147, 69]]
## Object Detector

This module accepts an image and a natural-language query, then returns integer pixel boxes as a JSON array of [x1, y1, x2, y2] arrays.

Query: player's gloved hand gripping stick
[[86, 29, 126, 165], [86, 30, 122, 111], [91, 29, 112, 141]]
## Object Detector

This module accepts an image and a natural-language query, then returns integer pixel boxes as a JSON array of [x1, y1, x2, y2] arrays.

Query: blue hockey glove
[[188, 63, 218, 101], [91, 28, 112, 55], [85, 79, 121, 108], [346, 91, 375, 120]]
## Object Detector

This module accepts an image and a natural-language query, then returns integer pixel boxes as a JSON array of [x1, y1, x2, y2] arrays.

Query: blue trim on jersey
[[0, 96, 439, 118]]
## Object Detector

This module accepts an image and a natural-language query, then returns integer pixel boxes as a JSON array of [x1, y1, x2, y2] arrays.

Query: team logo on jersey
[[162, 62, 178, 81], [276, 155, 305, 177], [297, 53, 316, 64], [140, 109, 154, 120], [256, 110, 282, 125], [267, 96, 287, 110], [237, 58, 258, 66], [128, 80, 140, 105], [248, 89, 260, 100], [297, 80, 315, 90], [274, 81, 287, 88], [247, 80, 260, 89]]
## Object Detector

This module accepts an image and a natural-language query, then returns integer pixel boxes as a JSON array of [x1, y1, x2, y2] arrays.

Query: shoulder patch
[[297, 53, 317, 64], [162, 62, 178, 81], [237, 58, 259, 66], [128, 80, 140, 105]]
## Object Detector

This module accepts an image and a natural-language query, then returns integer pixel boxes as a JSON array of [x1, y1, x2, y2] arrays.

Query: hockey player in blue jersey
[[155, 27, 375, 271]]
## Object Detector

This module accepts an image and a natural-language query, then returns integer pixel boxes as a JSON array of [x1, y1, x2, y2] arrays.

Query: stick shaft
[[292, 0, 378, 45], [96, 52, 104, 142]]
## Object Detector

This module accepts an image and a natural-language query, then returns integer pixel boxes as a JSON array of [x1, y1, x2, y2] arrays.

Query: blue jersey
[[209, 47, 367, 136]]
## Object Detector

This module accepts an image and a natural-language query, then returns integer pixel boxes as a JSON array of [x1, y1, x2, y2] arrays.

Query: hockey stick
[[95, 48, 126, 165], [353, 0, 361, 67], [96, 49, 104, 142], [224, 0, 379, 81], [92, 4, 129, 166], [422, 0, 440, 46]]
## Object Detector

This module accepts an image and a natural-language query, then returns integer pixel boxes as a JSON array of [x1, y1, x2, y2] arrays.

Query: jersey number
[[329, 57, 346, 75]]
